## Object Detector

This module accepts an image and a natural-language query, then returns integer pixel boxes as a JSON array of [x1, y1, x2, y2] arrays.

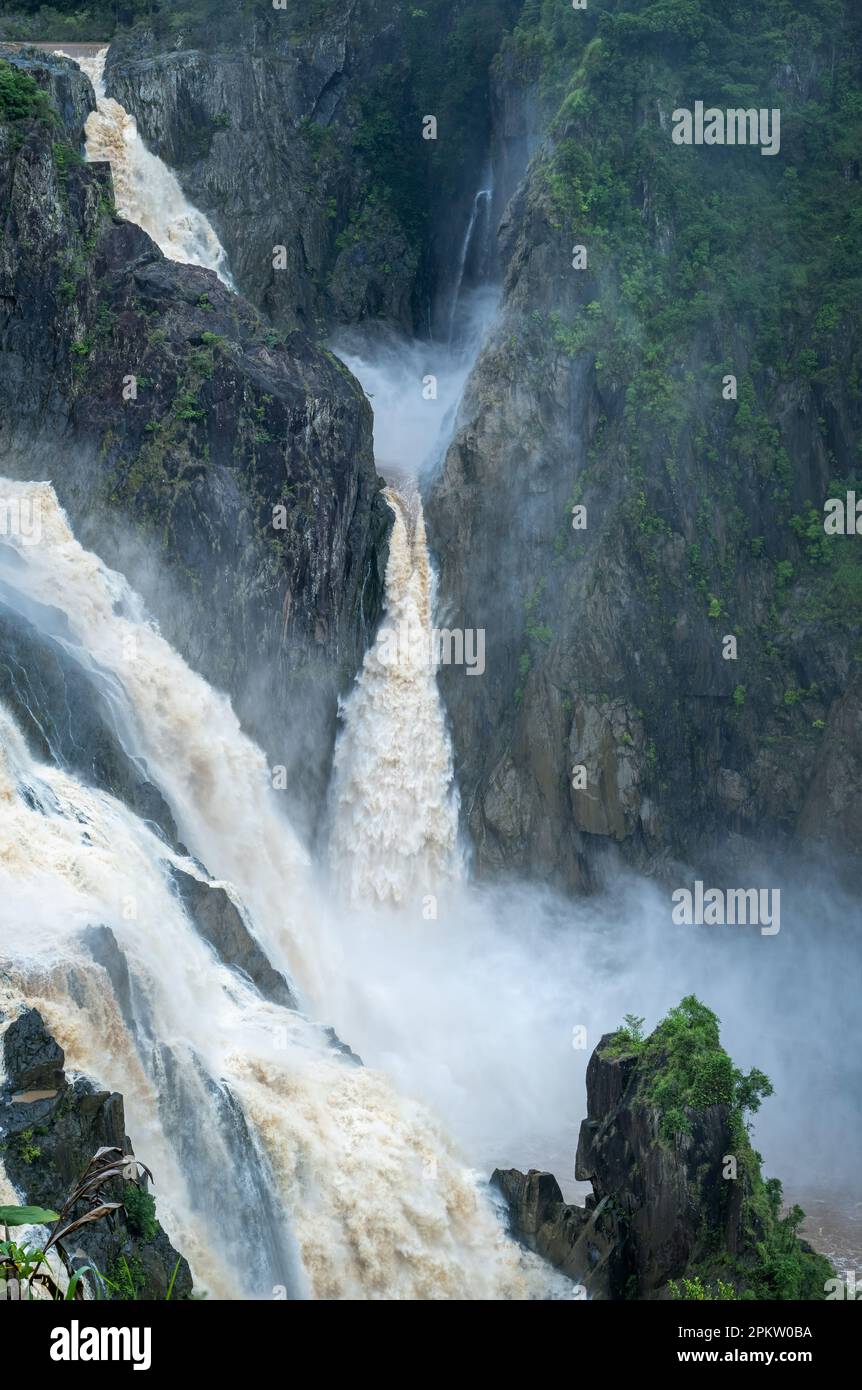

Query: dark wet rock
[[0, 48, 389, 839], [1, 1006, 192, 1300], [0, 43, 94, 137], [3, 1007, 64, 1094], [168, 862, 296, 1009], [427, 13, 862, 889], [570, 1036, 741, 1298], [493, 1019, 833, 1300], [0, 590, 179, 844], [321, 1024, 362, 1067], [80, 925, 139, 1034], [105, 3, 515, 338]]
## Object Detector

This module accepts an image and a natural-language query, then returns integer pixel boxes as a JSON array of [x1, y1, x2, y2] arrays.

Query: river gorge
[[0, 1, 859, 1316]]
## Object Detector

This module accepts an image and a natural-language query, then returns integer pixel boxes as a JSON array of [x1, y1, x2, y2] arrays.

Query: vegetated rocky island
[[493, 998, 832, 1301]]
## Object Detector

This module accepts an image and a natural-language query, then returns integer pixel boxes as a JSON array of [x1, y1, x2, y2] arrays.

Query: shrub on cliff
[[602, 994, 774, 1142], [0, 58, 51, 120]]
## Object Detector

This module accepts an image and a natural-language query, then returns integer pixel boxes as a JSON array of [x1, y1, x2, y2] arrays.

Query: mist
[[2, 13, 857, 1309], [332, 285, 499, 486], [319, 299, 861, 1272], [308, 864, 860, 1204]]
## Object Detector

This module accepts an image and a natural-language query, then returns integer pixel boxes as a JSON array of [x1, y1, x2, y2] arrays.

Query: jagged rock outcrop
[[429, 1, 862, 889], [0, 48, 388, 830], [492, 1002, 833, 1300], [0, 1005, 193, 1300], [570, 1036, 745, 1298], [168, 864, 296, 1009], [0, 585, 180, 840]]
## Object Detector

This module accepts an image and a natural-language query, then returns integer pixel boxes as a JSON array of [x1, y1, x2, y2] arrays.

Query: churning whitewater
[[329, 487, 462, 906], [59, 47, 233, 286], [0, 477, 564, 1301]]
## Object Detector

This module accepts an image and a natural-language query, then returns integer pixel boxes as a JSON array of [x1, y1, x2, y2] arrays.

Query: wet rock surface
[[493, 1025, 831, 1300], [104, 3, 514, 340], [0, 47, 389, 836], [1, 1006, 193, 1300], [428, 13, 862, 889], [0, 590, 179, 841], [168, 863, 297, 1009]]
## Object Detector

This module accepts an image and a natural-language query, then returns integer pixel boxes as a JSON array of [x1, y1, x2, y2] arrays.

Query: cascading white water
[[0, 477, 566, 1300], [327, 230, 500, 911], [329, 488, 462, 907], [58, 47, 233, 287], [0, 36, 851, 1297], [0, 479, 318, 999]]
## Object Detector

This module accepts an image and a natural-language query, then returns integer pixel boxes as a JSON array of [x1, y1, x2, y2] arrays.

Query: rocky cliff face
[[1, 1004, 193, 1300], [0, 47, 388, 830], [105, 1, 520, 338], [492, 999, 833, 1300], [429, 0, 862, 889]]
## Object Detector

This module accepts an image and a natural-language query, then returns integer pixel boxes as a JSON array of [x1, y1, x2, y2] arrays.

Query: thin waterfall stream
[[448, 187, 493, 348]]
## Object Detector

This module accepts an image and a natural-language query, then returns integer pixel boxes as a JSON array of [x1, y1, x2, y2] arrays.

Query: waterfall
[[447, 187, 493, 347], [0, 478, 563, 1300], [58, 47, 234, 287], [329, 487, 462, 907], [328, 188, 499, 909]]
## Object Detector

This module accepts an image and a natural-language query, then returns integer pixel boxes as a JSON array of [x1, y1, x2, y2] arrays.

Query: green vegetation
[[630, 996, 773, 1142], [501, 0, 862, 694], [106, 1252, 146, 1300], [123, 1183, 158, 1242], [52, 139, 85, 180], [173, 387, 205, 420], [0, 1148, 184, 1300], [0, 58, 51, 121], [0, 4, 115, 42], [14, 1128, 42, 1164], [0, 1203, 59, 1225], [603, 996, 773, 1141], [669, 1275, 738, 1300], [603, 998, 834, 1299]]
